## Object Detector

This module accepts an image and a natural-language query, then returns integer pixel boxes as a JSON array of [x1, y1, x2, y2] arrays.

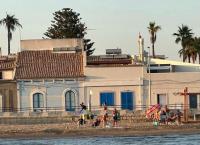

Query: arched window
[[65, 90, 75, 111], [33, 93, 44, 111]]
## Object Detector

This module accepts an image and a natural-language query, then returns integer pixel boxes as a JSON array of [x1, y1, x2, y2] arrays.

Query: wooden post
[[180, 87, 189, 122]]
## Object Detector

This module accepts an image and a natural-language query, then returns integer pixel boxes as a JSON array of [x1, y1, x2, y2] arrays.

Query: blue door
[[65, 90, 75, 111], [121, 92, 133, 110]]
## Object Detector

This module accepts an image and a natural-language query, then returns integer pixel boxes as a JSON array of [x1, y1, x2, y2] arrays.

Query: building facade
[[1, 38, 200, 113], [0, 55, 17, 112], [15, 39, 85, 112]]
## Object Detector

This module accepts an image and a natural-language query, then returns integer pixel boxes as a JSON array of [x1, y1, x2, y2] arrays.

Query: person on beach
[[80, 102, 87, 113], [101, 103, 108, 128], [92, 117, 101, 127], [159, 109, 167, 124], [175, 109, 182, 125], [78, 102, 87, 127], [78, 114, 86, 127], [112, 108, 118, 127]]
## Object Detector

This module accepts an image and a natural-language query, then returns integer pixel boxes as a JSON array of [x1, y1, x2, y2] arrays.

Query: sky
[[0, 0, 200, 61]]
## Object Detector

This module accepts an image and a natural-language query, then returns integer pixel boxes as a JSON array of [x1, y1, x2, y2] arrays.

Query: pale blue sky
[[0, 0, 200, 60]]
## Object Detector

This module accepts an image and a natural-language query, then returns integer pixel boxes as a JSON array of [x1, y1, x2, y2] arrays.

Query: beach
[[0, 122, 200, 138]]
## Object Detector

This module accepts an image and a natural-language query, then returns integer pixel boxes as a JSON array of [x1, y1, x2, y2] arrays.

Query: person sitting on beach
[[92, 118, 101, 127], [175, 109, 182, 125], [166, 111, 179, 124], [78, 114, 86, 127], [159, 109, 167, 124]]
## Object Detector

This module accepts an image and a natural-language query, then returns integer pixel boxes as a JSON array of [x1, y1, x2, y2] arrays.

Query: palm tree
[[192, 37, 200, 64], [147, 22, 161, 58], [173, 24, 193, 62], [0, 14, 22, 55]]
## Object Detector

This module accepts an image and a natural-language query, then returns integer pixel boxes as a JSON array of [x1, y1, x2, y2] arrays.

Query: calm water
[[0, 134, 200, 145]]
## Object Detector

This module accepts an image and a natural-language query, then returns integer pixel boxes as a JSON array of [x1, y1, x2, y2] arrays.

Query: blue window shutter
[[110, 93, 114, 106], [121, 92, 133, 110], [100, 93, 106, 105], [100, 92, 114, 106]]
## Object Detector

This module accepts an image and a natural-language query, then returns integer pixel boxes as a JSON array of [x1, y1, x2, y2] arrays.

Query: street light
[[148, 46, 151, 106], [89, 90, 93, 112]]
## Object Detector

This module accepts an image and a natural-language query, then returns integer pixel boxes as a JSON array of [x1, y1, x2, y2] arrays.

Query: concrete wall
[[20, 39, 83, 51]]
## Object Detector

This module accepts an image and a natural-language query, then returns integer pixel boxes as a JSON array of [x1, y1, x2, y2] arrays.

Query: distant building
[[147, 58, 200, 109], [0, 55, 17, 112]]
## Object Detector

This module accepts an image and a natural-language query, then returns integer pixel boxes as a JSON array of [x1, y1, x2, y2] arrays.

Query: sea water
[[0, 134, 200, 145]]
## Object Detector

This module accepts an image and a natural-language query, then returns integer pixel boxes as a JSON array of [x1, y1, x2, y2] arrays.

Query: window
[[189, 94, 197, 109], [147, 64, 171, 73], [157, 94, 167, 106], [100, 92, 114, 106], [33, 93, 44, 111]]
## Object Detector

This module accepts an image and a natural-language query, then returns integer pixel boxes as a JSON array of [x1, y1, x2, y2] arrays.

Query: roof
[[15, 50, 84, 79], [87, 55, 132, 65], [0, 55, 16, 71], [151, 58, 200, 66]]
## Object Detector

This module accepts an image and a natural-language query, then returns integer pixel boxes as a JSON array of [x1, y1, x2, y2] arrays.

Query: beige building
[[148, 59, 200, 110], [1, 38, 200, 113], [0, 55, 18, 112], [85, 60, 144, 110]]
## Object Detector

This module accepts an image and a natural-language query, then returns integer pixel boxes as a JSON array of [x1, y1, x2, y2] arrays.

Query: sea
[[0, 134, 200, 145]]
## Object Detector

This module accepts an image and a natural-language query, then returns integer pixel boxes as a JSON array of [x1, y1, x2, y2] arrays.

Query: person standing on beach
[[112, 108, 118, 127], [102, 103, 108, 128], [78, 102, 87, 126], [80, 102, 87, 113]]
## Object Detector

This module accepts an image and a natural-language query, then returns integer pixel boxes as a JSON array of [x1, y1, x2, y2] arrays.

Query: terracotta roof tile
[[15, 50, 84, 79], [0, 56, 16, 70]]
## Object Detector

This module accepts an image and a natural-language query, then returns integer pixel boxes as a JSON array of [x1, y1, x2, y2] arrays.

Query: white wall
[[18, 80, 83, 112], [2, 71, 14, 80], [20, 39, 83, 51], [149, 72, 200, 109], [84, 66, 144, 110]]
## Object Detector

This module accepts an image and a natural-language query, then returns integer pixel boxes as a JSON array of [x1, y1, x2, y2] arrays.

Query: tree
[[192, 37, 200, 64], [0, 14, 22, 55], [173, 24, 193, 62], [84, 39, 95, 56], [185, 41, 197, 63], [44, 8, 95, 56], [147, 22, 161, 58]]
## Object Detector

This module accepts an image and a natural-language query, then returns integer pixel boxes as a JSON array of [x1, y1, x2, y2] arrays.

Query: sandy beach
[[0, 122, 200, 138]]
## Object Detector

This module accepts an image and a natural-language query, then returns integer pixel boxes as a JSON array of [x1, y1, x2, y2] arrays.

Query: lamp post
[[89, 90, 93, 112], [148, 46, 151, 107]]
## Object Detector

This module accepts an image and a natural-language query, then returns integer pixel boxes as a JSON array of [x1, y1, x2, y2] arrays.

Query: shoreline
[[1, 123, 200, 138]]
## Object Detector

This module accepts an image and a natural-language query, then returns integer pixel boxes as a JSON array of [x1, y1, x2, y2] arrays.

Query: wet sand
[[0, 123, 200, 138]]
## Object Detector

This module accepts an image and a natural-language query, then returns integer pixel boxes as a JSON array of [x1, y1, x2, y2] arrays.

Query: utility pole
[[148, 46, 151, 107]]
